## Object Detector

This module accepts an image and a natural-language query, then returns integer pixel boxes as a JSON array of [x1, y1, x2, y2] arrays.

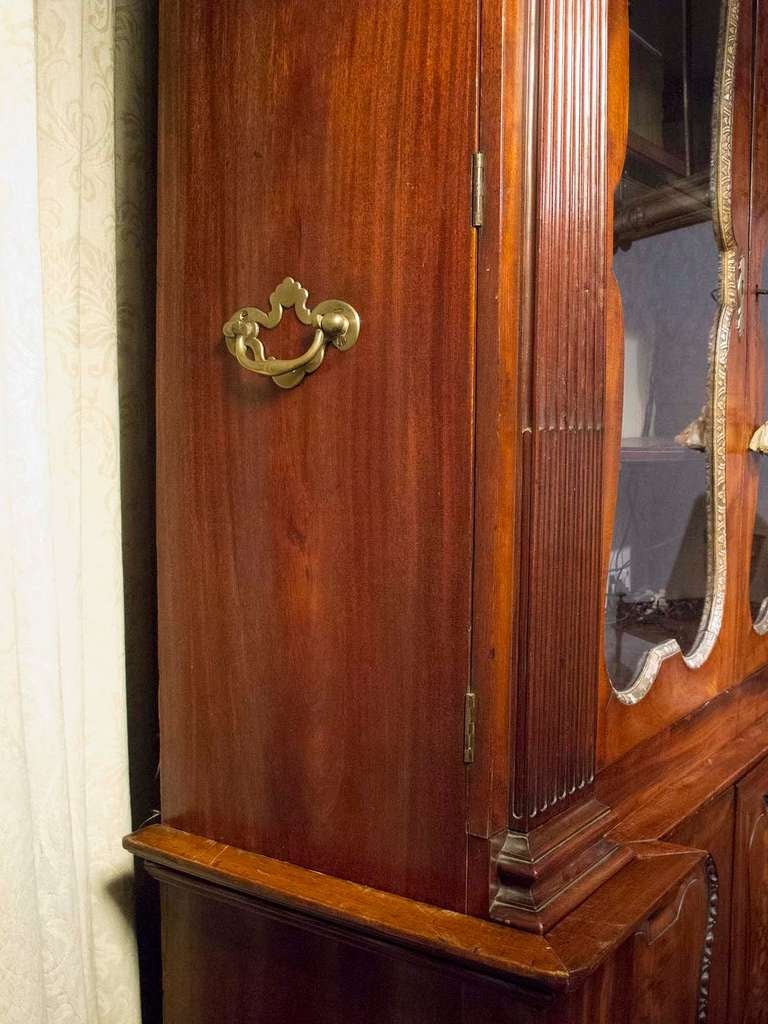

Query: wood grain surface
[[665, 789, 735, 1024], [154, 854, 708, 1024], [156, 0, 479, 910], [466, 0, 528, 843], [126, 823, 569, 990], [157, 878, 558, 1024], [510, 0, 611, 828], [126, 823, 708, 997], [729, 755, 768, 1024]]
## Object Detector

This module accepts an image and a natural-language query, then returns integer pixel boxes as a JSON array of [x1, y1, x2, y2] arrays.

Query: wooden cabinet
[[126, 0, 768, 1021], [154, 0, 478, 912], [730, 759, 768, 1024], [666, 790, 735, 1024]]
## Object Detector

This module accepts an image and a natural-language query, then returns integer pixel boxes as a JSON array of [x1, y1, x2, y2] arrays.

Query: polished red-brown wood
[[665, 790, 735, 1024], [510, 0, 610, 829], [559, 854, 711, 1024], [127, 823, 711, 1022], [141, 1, 768, 1020], [729, 755, 768, 1024], [471, 0, 633, 936], [158, 880, 554, 1024], [156, 0, 479, 911], [156, 863, 709, 1024], [601, 672, 768, 838], [126, 824, 566, 988], [467, 0, 527, 844]]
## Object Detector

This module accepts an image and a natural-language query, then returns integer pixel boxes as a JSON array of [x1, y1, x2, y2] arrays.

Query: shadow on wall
[[115, 3, 160, 1023]]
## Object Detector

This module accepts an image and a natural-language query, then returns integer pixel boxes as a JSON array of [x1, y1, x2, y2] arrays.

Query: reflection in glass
[[605, 0, 724, 694], [750, 266, 768, 628]]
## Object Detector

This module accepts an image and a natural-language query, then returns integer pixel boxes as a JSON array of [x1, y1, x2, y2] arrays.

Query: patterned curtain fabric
[[0, 2, 146, 1020]]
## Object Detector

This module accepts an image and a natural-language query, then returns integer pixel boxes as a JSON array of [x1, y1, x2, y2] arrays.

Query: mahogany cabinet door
[[611, 868, 710, 1024], [156, 0, 479, 911], [729, 757, 768, 1024], [665, 789, 735, 1024], [562, 861, 711, 1024]]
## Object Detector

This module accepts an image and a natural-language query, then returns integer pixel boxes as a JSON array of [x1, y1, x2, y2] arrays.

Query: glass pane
[[605, 0, 724, 695], [750, 264, 768, 627]]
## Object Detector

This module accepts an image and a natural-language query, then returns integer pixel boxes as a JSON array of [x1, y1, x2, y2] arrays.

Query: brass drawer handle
[[223, 277, 360, 390]]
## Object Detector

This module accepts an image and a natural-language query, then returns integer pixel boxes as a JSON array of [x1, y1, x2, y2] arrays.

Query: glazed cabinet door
[[599, 0, 756, 764], [156, 1, 479, 911], [729, 757, 768, 1024]]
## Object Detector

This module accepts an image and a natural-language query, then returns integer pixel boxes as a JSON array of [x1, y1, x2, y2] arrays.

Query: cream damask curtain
[[1, 2, 147, 1021]]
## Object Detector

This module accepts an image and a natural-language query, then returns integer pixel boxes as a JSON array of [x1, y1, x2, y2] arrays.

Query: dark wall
[[115, 3, 160, 1022]]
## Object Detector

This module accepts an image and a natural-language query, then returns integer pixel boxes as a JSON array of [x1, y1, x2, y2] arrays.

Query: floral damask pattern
[[1, 2, 147, 1021]]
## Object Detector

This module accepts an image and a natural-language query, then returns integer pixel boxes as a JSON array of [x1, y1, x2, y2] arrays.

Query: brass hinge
[[471, 152, 485, 228], [463, 691, 477, 764]]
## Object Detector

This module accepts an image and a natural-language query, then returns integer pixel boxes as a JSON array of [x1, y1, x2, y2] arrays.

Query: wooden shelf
[[615, 171, 711, 247], [627, 130, 688, 177], [620, 436, 699, 463]]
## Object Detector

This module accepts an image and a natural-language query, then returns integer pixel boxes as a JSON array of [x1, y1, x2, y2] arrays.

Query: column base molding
[[490, 799, 634, 934]]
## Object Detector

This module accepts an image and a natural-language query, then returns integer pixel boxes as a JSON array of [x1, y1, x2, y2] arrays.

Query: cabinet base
[[490, 799, 634, 933]]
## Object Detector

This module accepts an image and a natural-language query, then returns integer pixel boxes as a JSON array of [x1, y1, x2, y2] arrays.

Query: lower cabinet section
[[666, 788, 735, 1024], [159, 880, 554, 1024], [566, 863, 712, 1024], [151, 852, 712, 1024], [136, 752, 768, 1024], [730, 759, 768, 1024], [661, 758, 768, 1024], [626, 867, 711, 1024]]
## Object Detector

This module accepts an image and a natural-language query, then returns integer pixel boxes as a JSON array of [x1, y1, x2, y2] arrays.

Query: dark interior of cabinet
[[615, 0, 720, 248]]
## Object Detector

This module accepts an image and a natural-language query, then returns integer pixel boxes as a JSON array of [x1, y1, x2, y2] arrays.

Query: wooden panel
[[561, 941, 634, 1024], [598, 667, 768, 834], [126, 824, 569, 989], [159, 880, 554, 1024], [511, 0, 611, 827], [546, 841, 705, 984], [562, 853, 710, 1024], [126, 823, 708, 996], [152, 844, 710, 1024], [615, 867, 709, 1024], [156, 1, 478, 910], [665, 789, 735, 1024], [730, 756, 768, 1024], [467, 0, 528, 840]]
